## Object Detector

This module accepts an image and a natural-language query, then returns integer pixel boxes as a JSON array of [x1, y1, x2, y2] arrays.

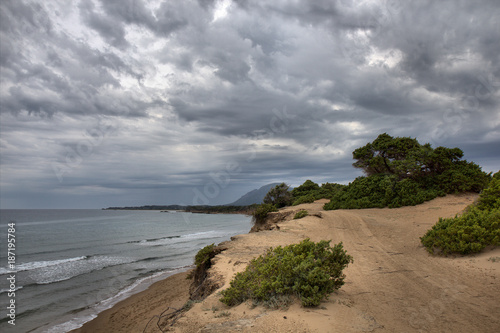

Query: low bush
[[293, 210, 309, 219], [292, 194, 316, 206], [292, 180, 320, 198], [188, 243, 217, 280], [188, 243, 226, 300], [316, 182, 347, 199], [434, 160, 491, 194], [292, 181, 346, 205], [194, 243, 216, 268], [324, 175, 446, 210], [219, 239, 353, 307], [252, 203, 278, 226], [421, 172, 500, 255], [420, 207, 500, 255], [389, 178, 443, 208], [475, 173, 500, 211]]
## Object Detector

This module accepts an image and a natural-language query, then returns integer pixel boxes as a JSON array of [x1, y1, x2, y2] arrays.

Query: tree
[[352, 133, 484, 183], [263, 183, 292, 208], [353, 133, 428, 178], [292, 180, 320, 198], [325, 133, 491, 210]]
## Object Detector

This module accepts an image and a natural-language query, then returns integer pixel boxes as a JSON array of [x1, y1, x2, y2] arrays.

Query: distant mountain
[[227, 183, 281, 206]]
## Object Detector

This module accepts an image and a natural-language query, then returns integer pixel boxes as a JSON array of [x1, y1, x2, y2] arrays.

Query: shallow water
[[0, 209, 251, 332]]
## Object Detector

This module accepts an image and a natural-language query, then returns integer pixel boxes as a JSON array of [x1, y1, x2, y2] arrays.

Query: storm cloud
[[1, 0, 499, 208]]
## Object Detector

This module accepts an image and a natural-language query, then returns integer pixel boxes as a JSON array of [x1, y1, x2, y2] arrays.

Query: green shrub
[[421, 172, 500, 255], [188, 243, 219, 282], [420, 207, 500, 255], [324, 174, 447, 211], [252, 203, 278, 226], [292, 180, 320, 198], [194, 243, 216, 268], [219, 239, 353, 307], [292, 181, 346, 205], [292, 194, 316, 206], [434, 161, 491, 193], [324, 175, 387, 210], [388, 178, 440, 208], [317, 183, 346, 199], [293, 210, 309, 219], [476, 174, 500, 211]]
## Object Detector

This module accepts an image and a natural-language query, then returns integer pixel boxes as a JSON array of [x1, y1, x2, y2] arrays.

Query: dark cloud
[[99, 0, 156, 29], [79, 1, 130, 49], [0, 0, 53, 35], [1, 0, 499, 208]]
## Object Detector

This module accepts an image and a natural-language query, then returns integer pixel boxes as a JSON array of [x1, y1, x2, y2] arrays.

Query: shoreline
[[43, 267, 192, 333], [70, 270, 192, 333]]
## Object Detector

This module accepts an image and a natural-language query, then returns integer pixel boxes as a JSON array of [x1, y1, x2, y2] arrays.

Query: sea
[[0, 209, 251, 332]]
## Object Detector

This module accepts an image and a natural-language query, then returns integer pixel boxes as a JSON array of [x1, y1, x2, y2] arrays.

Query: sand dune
[[75, 193, 500, 332]]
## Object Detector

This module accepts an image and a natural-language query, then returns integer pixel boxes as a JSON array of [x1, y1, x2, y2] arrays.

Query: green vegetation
[[324, 175, 444, 209], [194, 243, 216, 268], [325, 133, 491, 210], [294, 210, 309, 219], [219, 239, 353, 307], [188, 243, 217, 280], [292, 194, 317, 206], [252, 203, 278, 226], [292, 180, 345, 205], [263, 183, 293, 208], [421, 172, 500, 255], [475, 171, 500, 211], [251, 180, 344, 226], [251, 182, 293, 226], [189, 243, 228, 300], [292, 179, 320, 197]]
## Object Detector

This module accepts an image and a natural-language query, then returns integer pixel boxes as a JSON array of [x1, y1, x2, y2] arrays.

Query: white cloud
[[212, 0, 232, 22]]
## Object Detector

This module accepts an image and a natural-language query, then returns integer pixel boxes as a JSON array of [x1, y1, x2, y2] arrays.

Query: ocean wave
[[44, 267, 191, 333], [128, 230, 222, 247], [17, 245, 91, 260], [0, 285, 23, 294], [127, 235, 181, 244], [0, 256, 88, 275], [26, 256, 132, 285], [36, 314, 98, 333], [96, 267, 191, 309], [181, 230, 219, 239], [137, 256, 163, 262]]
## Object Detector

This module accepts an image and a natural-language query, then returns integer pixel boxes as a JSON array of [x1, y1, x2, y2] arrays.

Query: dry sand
[[74, 194, 500, 332]]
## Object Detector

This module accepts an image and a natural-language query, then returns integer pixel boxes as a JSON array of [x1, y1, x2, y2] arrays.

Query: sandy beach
[[74, 194, 500, 332]]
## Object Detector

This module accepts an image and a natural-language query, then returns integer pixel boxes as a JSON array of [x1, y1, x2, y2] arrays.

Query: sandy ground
[[75, 194, 500, 332], [72, 271, 191, 333]]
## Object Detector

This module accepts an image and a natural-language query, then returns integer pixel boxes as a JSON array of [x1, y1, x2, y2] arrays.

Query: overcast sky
[[1, 0, 499, 209]]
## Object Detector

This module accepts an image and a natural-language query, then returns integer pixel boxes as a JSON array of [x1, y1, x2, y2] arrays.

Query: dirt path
[[174, 194, 500, 332], [279, 196, 500, 332]]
